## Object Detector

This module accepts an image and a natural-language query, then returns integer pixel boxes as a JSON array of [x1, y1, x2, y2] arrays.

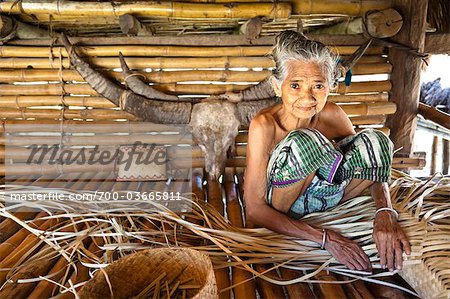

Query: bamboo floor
[[0, 167, 418, 298]]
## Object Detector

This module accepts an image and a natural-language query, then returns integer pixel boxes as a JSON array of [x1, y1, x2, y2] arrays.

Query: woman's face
[[273, 60, 330, 119]]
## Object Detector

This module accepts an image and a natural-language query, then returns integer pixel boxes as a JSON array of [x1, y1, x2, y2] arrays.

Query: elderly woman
[[244, 30, 410, 272]]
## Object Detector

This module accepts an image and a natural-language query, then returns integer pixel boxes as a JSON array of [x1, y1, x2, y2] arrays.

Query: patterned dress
[[266, 128, 394, 219]]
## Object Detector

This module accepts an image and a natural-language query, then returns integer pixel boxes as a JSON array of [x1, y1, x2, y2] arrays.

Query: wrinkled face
[[273, 60, 330, 119]]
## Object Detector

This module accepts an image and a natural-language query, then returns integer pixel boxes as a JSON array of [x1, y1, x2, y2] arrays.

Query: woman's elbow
[[244, 203, 264, 226]]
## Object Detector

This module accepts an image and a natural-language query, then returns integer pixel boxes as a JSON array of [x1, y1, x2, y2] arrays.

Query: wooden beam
[[431, 135, 439, 174], [238, 17, 263, 40], [119, 14, 154, 36], [386, 0, 428, 156], [418, 103, 450, 130], [6, 34, 367, 46], [424, 33, 450, 54]]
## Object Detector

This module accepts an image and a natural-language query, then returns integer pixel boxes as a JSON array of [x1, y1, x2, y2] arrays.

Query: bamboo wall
[[0, 35, 427, 173]]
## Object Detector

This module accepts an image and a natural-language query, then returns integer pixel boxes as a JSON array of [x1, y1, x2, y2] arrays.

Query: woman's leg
[[337, 129, 394, 204], [267, 128, 342, 215], [271, 171, 316, 213]]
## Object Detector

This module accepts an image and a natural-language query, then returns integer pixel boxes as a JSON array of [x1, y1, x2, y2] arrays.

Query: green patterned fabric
[[266, 128, 393, 220]]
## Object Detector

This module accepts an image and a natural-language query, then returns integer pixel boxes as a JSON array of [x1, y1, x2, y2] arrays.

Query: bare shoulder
[[318, 102, 355, 141], [248, 109, 276, 157]]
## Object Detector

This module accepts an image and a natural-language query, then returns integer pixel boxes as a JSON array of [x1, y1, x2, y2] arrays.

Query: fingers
[[395, 241, 403, 270], [386, 237, 395, 271], [355, 246, 372, 270], [399, 232, 411, 255], [377, 236, 387, 269]]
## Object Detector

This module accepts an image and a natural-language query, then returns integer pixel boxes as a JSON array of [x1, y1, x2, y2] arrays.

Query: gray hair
[[270, 30, 339, 88]]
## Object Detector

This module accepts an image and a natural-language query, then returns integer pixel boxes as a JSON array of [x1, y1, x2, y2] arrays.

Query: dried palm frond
[[0, 172, 449, 298]]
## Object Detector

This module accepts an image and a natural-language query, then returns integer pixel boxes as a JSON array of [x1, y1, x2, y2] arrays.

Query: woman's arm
[[244, 115, 323, 242], [244, 114, 371, 270]]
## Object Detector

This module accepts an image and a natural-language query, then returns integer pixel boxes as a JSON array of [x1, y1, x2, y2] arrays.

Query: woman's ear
[[270, 75, 282, 97]]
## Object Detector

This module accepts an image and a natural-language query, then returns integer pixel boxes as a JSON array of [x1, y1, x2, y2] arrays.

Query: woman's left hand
[[373, 211, 411, 271]]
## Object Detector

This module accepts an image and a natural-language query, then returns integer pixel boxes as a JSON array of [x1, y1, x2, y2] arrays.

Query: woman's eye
[[314, 84, 325, 90], [290, 83, 299, 89]]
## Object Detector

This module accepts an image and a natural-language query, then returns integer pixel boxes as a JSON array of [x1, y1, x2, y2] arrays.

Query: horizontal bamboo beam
[[0, 108, 136, 121], [292, 0, 392, 15], [0, 55, 386, 69], [6, 34, 368, 47], [0, 45, 384, 58], [0, 64, 391, 83], [0, 94, 390, 109], [0, 156, 424, 176], [0, 1, 291, 19], [0, 80, 392, 96], [0, 109, 385, 125]]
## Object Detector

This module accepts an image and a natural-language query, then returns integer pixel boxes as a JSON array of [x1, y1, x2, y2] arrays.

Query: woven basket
[[79, 248, 217, 299]]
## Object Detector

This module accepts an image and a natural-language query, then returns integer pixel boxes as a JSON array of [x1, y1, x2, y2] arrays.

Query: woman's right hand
[[324, 229, 372, 271]]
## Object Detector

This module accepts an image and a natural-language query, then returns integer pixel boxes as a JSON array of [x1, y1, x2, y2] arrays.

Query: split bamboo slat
[[206, 176, 231, 299], [0, 64, 391, 83], [223, 168, 257, 299]]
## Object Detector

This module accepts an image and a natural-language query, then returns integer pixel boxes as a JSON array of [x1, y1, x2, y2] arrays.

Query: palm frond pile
[[0, 170, 448, 298]]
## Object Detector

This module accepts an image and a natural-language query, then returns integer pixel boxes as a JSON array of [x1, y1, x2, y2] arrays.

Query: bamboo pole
[[443, 139, 449, 175], [58, 237, 105, 299], [0, 221, 85, 298], [0, 108, 136, 121], [224, 168, 257, 299], [310, 9, 403, 38], [0, 216, 60, 285], [337, 274, 375, 299], [0, 1, 291, 19], [0, 64, 391, 83], [0, 94, 390, 111], [431, 135, 439, 175], [313, 271, 347, 298], [292, 0, 392, 15], [0, 55, 386, 69], [0, 45, 384, 58], [0, 81, 392, 96], [254, 264, 285, 298], [0, 210, 38, 243], [279, 268, 315, 298], [0, 212, 46, 260], [206, 176, 231, 298], [27, 225, 88, 299]]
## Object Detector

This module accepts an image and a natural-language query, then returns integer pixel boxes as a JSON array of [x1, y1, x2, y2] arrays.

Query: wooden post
[[431, 135, 439, 175], [119, 14, 154, 36], [310, 8, 403, 38], [443, 139, 449, 175], [386, 0, 428, 156], [0, 15, 51, 41], [238, 17, 263, 40]]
